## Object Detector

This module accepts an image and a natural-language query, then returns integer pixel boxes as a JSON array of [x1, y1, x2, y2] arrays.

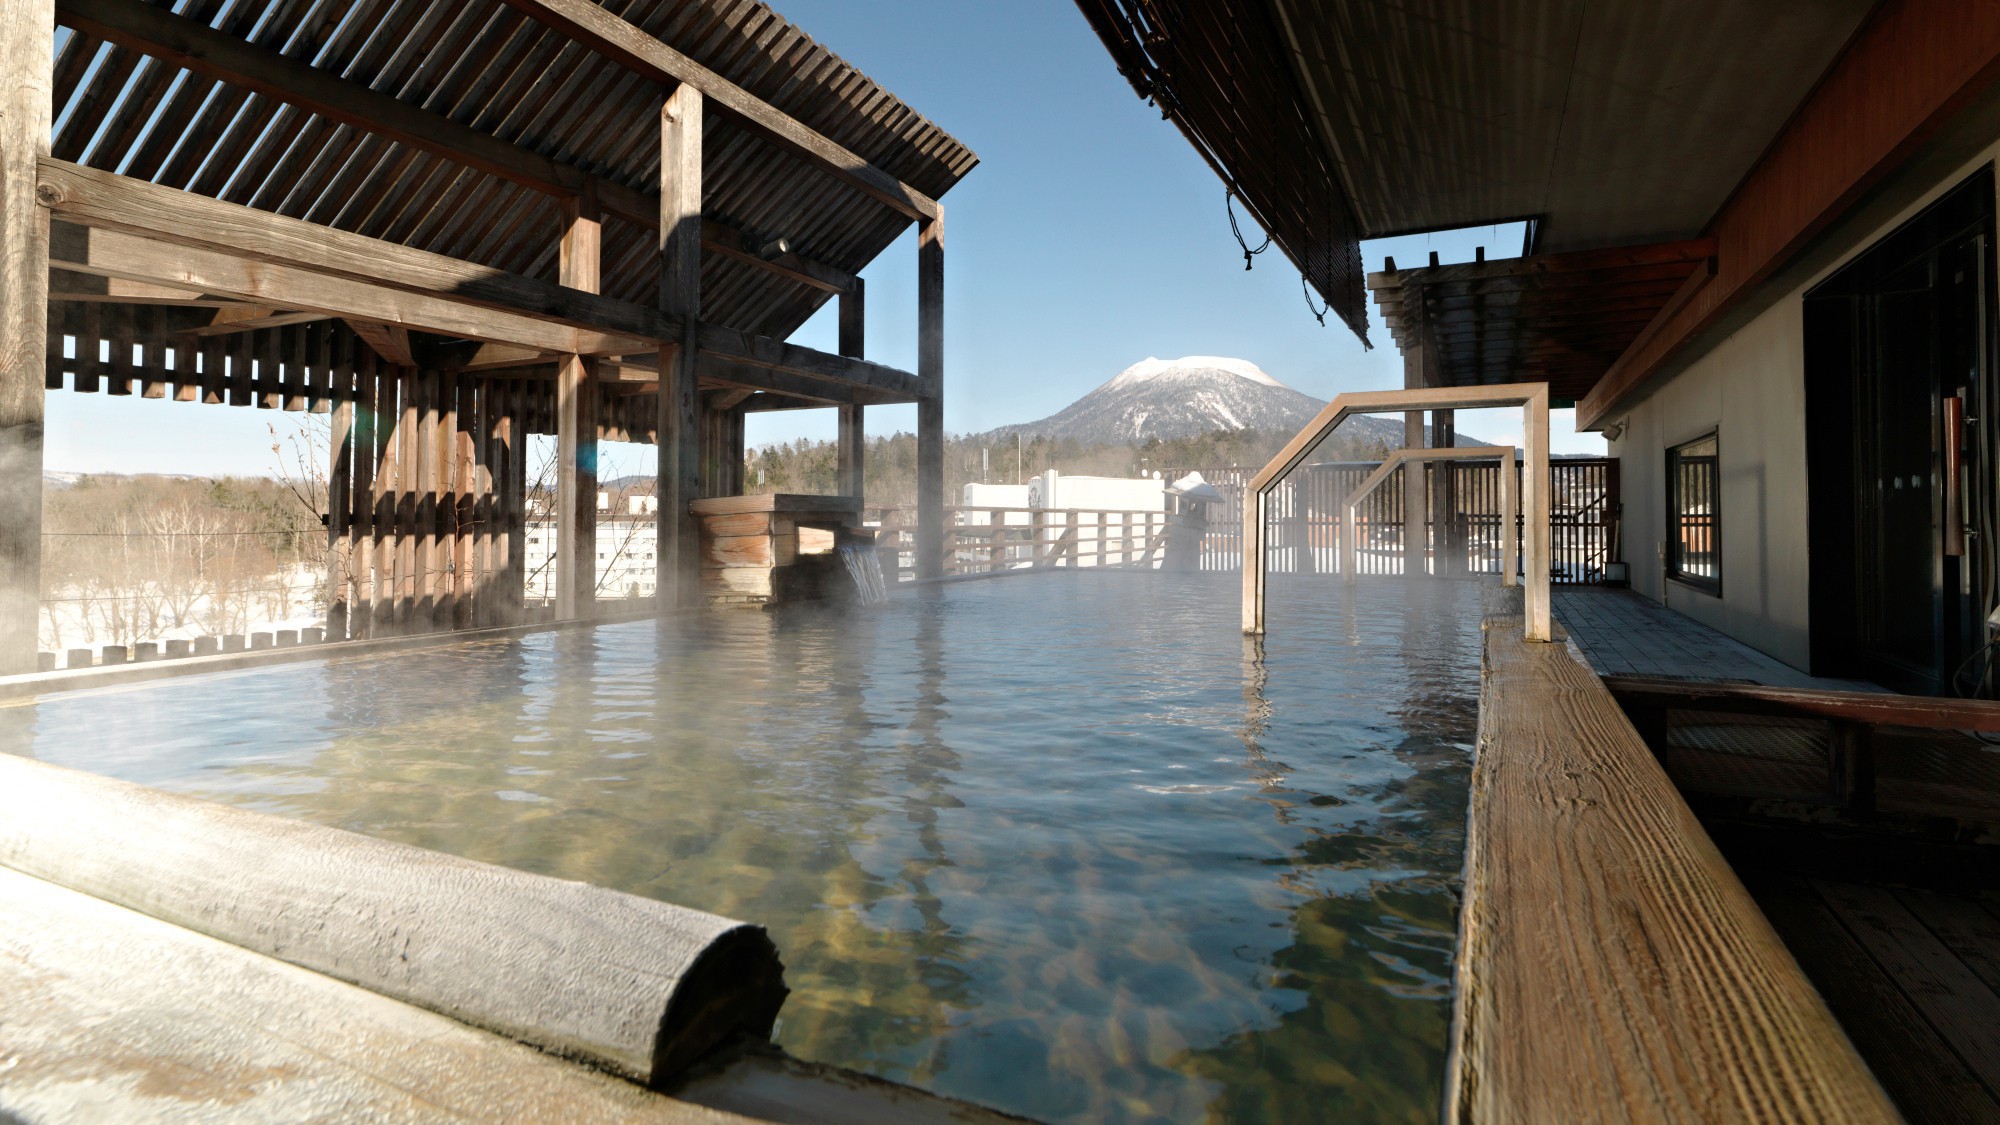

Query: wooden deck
[[1553, 587, 1874, 689], [1744, 873, 2000, 1123]]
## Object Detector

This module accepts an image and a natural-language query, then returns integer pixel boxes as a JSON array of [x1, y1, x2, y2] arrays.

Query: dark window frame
[[1666, 432, 1722, 595]]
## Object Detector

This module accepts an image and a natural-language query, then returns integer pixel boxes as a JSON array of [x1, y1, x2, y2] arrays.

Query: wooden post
[[658, 83, 702, 608], [454, 376, 476, 630], [1524, 383, 1552, 640], [1500, 446, 1518, 588], [0, 0, 52, 675], [396, 366, 418, 631], [505, 380, 527, 622], [416, 368, 440, 630], [326, 333, 354, 640], [557, 182, 601, 621], [1402, 348, 1427, 579], [1433, 407, 1458, 576], [837, 280, 865, 502], [916, 211, 944, 580], [351, 347, 376, 636]]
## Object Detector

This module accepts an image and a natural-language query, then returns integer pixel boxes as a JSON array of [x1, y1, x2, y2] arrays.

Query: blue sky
[[44, 0, 1601, 477]]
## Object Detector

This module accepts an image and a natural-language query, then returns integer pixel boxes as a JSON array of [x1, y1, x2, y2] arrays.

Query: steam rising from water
[[9, 573, 1483, 1122]]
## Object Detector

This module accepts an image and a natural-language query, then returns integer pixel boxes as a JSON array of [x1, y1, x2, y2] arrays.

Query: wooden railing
[[864, 506, 1169, 582]]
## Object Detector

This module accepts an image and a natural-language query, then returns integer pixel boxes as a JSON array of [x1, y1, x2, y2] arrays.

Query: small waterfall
[[838, 544, 888, 605]]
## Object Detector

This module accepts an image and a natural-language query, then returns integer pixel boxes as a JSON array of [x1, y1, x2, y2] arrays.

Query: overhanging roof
[[1076, 0, 1873, 347], [51, 0, 978, 343]]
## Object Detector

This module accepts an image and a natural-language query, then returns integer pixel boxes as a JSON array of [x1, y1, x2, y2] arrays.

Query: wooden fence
[[1169, 456, 1619, 582], [866, 506, 1168, 582]]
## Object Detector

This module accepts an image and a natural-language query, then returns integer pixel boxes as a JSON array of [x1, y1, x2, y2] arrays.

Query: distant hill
[[982, 356, 1486, 449]]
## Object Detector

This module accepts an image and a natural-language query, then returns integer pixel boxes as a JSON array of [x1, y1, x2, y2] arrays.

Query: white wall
[[1612, 137, 2000, 671]]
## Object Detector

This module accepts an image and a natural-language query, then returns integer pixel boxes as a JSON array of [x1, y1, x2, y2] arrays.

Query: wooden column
[[326, 334, 354, 640], [1524, 385, 1552, 641], [916, 211, 945, 579], [351, 348, 377, 636], [557, 184, 601, 620], [395, 367, 418, 631], [1432, 407, 1459, 576], [416, 368, 440, 630], [658, 83, 703, 608], [1401, 347, 1428, 579], [0, 0, 52, 674], [836, 279, 865, 501]]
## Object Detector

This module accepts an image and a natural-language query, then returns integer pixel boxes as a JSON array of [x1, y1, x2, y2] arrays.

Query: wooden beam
[[499, 0, 940, 222], [916, 213, 945, 579], [346, 320, 416, 368], [49, 219, 620, 356], [1459, 623, 1897, 1122], [54, 0, 858, 297], [1579, 0, 2000, 428], [0, 0, 51, 675], [697, 357, 900, 406], [837, 280, 865, 501], [183, 310, 331, 337], [1363, 238, 1716, 291], [47, 271, 220, 305], [693, 324, 922, 400], [658, 84, 702, 609], [699, 219, 854, 295], [38, 160, 660, 352]]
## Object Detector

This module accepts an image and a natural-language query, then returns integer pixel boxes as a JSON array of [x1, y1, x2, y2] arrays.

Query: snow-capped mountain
[[984, 356, 1324, 444], [984, 356, 1483, 448]]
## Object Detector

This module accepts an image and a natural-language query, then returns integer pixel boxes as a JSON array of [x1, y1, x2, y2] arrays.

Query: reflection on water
[[8, 572, 1481, 1124]]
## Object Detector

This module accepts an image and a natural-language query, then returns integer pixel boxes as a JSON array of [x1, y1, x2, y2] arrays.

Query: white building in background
[[955, 470, 1170, 569], [523, 493, 660, 601]]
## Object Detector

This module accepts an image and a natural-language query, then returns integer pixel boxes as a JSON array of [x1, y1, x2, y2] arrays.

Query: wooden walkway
[[1746, 873, 2000, 1124], [1553, 588, 1873, 689]]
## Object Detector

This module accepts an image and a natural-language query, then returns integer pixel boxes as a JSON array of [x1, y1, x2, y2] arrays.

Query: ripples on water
[[7, 572, 1483, 1123]]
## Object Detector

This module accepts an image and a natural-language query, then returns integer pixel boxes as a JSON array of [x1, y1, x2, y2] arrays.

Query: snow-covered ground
[[38, 562, 327, 655]]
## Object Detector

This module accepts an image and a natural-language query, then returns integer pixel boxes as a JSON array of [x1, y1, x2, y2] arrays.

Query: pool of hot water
[[5, 571, 1483, 1123]]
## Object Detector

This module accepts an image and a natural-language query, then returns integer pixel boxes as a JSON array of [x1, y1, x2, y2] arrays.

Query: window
[[1667, 433, 1720, 594]]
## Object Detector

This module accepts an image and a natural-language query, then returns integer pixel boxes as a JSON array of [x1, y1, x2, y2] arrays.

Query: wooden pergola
[[0, 0, 976, 673]]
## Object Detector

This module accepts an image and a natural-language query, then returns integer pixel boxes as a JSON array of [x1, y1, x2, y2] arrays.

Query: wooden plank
[[1451, 620, 1897, 1123], [689, 494, 858, 516], [658, 83, 702, 610], [700, 512, 773, 537], [326, 330, 354, 640], [1896, 888, 2000, 995], [1751, 874, 2000, 1124], [703, 534, 789, 569], [1602, 676, 2000, 730], [500, 0, 940, 221], [1815, 880, 2000, 1094]]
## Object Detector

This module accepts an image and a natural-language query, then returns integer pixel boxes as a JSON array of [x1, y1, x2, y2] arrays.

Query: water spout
[[838, 544, 887, 605]]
